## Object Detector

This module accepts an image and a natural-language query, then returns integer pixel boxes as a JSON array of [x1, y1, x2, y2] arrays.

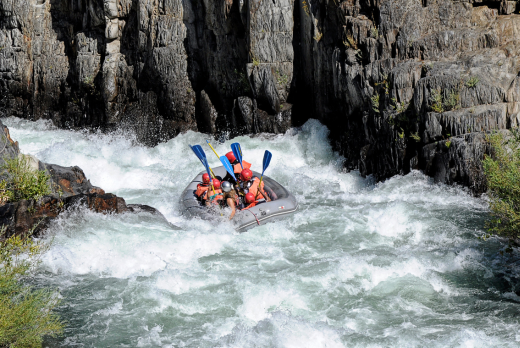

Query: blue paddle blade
[[201, 157, 212, 179], [192, 144, 207, 160], [190, 145, 203, 161], [220, 156, 237, 182], [231, 143, 243, 169], [262, 150, 272, 175]]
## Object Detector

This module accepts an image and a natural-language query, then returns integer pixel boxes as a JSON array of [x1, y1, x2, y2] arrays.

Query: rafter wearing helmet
[[225, 151, 251, 175], [238, 168, 271, 203], [220, 181, 239, 220], [203, 178, 223, 206], [195, 173, 212, 201]]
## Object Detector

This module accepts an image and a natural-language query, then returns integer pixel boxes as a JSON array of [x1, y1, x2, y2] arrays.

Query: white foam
[[238, 284, 309, 322], [41, 210, 233, 278]]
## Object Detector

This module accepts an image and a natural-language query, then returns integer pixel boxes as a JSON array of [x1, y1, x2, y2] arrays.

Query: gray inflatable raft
[[180, 166, 299, 232]]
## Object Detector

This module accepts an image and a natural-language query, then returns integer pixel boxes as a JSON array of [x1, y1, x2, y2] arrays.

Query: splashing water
[[4, 117, 520, 347]]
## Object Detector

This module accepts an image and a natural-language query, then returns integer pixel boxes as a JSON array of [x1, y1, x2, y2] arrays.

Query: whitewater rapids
[[4, 117, 520, 347]]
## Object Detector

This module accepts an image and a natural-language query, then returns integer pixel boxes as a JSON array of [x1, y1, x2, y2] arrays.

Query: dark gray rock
[[127, 203, 181, 229]]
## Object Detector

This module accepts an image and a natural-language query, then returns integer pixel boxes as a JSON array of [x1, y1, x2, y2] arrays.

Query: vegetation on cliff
[[483, 131, 520, 240], [0, 227, 63, 347], [0, 156, 50, 204]]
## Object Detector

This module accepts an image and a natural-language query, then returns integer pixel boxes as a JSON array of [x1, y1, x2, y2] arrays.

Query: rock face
[[2, 0, 520, 192]]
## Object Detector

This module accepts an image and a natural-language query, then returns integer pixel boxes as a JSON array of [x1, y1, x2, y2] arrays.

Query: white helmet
[[222, 181, 232, 193]]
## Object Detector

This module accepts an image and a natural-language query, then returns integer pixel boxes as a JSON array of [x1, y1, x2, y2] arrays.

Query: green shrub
[[371, 27, 379, 39], [0, 180, 9, 205], [0, 227, 63, 347], [1, 156, 51, 202], [483, 131, 520, 240], [430, 88, 444, 113], [466, 76, 479, 88], [274, 70, 289, 86], [374, 74, 389, 95], [371, 94, 380, 113], [430, 88, 460, 113], [82, 75, 96, 95], [410, 132, 421, 142], [391, 97, 407, 113], [444, 89, 460, 111]]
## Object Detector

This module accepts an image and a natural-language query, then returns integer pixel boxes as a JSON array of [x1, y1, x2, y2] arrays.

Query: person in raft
[[225, 151, 251, 176], [221, 181, 238, 220], [221, 151, 252, 201], [243, 192, 259, 209], [237, 168, 271, 203], [203, 178, 223, 207], [195, 173, 212, 203]]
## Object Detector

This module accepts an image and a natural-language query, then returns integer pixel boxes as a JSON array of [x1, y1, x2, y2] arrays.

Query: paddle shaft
[[206, 141, 220, 161], [255, 176, 268, 201], [204, 164, 216, 179], [255, 150, 272, 200]]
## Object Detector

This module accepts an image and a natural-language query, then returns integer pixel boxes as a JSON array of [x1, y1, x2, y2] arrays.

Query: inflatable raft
[[180, 166, 298, 232]]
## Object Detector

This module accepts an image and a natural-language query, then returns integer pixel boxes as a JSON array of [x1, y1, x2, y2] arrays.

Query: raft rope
[[245, 209, 260, 225]]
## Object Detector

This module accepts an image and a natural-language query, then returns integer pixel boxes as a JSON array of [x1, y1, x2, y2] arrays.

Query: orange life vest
[[243, 201, 259, 210], [234, 161, 251, 175], [204, 188, 223, 205], [248, 177, 267, 200], [195, 184, 210, 198]]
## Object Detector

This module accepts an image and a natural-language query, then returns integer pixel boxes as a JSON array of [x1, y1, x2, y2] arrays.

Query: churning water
[[3, 117, 520, 347]]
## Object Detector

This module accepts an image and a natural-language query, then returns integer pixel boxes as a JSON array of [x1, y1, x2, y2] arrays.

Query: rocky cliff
[[1, 0, 520, 192]]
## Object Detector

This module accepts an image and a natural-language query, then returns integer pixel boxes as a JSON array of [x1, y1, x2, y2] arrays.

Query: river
[[3, 117, 520, 347]]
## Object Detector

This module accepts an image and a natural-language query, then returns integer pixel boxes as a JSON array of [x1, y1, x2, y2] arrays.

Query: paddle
[[190, 144, 216, 178], [206, 139, 221, 161], [231, 143, 244, 170], [207, 139, 237, 181], [255, 150, 272, 200], [220, 156, 237, 182]]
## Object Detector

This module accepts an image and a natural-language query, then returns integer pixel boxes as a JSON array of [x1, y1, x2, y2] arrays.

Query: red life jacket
[[195, 184, 209, 197]]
